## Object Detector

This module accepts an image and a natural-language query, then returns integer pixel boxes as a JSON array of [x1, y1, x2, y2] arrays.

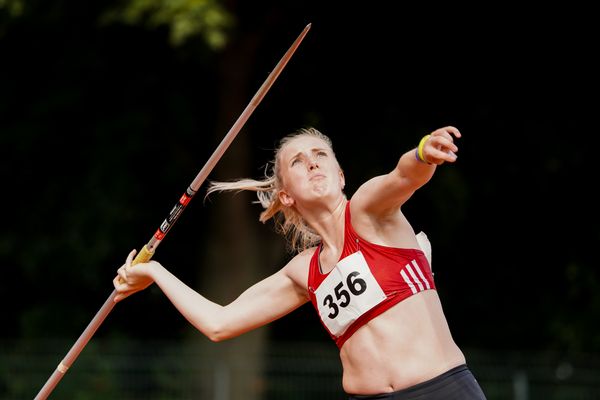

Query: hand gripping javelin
[[34, 23, 311, 400]]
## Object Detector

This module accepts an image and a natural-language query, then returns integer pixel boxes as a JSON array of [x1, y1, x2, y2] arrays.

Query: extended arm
[[352, 126, 461, 215], [114, 250, 309, 342]]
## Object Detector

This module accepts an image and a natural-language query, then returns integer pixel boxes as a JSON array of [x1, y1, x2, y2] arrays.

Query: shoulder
[[285, 246, 318, 270], [348, 193, 412, 246], [350, 175, 397, 213], [281, 246, 318, 293]]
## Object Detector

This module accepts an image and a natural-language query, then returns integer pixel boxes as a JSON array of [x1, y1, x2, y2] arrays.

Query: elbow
[[204, 321, 233, 343], [207, 331, 227, 343], [187, 308, 233, 342], [193, 306, 244, 343]]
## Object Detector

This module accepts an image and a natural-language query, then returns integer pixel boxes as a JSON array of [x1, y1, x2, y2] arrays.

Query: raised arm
[[351, 126, 461, 216], [114, 249, 310, 342]]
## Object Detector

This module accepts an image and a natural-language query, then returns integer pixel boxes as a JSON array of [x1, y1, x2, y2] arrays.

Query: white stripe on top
[[400, 259, 432, 294], [406, 264, 425, 291], [400, 269, 418, 294], [411, 260, 431, 290]]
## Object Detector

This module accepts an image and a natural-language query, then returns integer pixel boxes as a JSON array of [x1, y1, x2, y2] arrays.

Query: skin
[[114, 126, 464, 395]]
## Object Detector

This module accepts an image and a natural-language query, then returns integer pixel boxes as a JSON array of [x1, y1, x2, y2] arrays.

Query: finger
[[117, 267, 128, 283], [430, 147, 458, 163], [114, 290, 133, 303], [126, 249, 137, 268], [430, 135, 459, 153], [444, 126, 461, 139], [113, 274, 128, 291], [431, 128, 454, 143]]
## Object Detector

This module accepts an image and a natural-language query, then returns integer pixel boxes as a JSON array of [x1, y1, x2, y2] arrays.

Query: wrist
[[145, 260, 161, 280], [415, 134, 432, 165]]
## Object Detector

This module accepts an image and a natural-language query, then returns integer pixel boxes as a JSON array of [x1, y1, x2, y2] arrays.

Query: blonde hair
[[206, 127, 336, 253]]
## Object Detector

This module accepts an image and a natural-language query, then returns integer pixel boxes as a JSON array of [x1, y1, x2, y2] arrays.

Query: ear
[[339, 169, 345, 190], [278, 190, 295, 207]]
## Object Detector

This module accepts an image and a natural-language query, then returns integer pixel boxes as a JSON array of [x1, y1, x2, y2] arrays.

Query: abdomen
[[339, 290, 466, 395]]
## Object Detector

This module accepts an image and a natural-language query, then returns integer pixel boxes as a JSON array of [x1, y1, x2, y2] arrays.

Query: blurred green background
[[1, 1, 598, 399]]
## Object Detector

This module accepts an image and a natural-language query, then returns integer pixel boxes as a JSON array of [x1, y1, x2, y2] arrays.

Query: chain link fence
[[1, 338, 599, 399]]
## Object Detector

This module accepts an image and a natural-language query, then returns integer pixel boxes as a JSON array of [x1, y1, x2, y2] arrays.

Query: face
[[277, 135, 345, 207]]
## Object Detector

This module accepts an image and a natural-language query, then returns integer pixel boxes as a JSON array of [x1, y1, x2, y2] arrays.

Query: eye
[[316, 151, 327, 158], [291, 158, 302, 166]]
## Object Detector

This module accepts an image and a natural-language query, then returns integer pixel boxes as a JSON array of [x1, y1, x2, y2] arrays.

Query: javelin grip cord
[[34, 23, 311, 400]]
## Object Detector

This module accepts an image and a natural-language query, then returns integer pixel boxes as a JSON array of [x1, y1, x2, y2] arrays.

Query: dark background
[[1, 0, 598, 362]]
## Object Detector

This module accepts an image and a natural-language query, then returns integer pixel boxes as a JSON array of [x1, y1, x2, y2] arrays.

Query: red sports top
[[307, 201, 435, 348]]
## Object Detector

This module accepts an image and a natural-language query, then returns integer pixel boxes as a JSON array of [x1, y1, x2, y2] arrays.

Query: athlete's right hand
[[113, 249, 157, 302]]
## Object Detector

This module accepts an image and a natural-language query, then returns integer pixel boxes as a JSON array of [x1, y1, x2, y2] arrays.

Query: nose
[[308, 157, 319, 170]]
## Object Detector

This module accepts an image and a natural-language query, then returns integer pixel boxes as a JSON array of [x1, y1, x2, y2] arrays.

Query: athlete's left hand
[[422, 126, 461, 165]]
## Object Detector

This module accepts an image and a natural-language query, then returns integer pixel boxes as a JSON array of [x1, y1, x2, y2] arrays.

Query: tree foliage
[[100, 0, 233, 48]]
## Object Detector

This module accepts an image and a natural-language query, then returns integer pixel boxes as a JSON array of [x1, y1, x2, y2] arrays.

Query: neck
[[299, 195, 347, 251]]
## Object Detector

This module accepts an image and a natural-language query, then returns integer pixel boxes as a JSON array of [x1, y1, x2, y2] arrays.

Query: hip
[[347, 364, 487, 400]]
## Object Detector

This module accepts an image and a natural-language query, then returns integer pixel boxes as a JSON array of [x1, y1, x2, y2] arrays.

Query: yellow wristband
[[416, 134, 431, 164]]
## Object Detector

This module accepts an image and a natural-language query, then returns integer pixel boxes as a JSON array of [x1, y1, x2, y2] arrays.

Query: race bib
[[314, 251, 386, 337]]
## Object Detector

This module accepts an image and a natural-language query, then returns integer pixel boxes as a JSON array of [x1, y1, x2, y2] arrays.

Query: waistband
[[347, 364, 472, 399]]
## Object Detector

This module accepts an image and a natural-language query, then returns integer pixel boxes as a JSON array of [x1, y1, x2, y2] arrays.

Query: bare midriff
[[339, 290, 466, 395]]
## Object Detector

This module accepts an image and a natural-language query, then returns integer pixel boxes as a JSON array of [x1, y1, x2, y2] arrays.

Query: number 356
[[323, 271, 367, 319]]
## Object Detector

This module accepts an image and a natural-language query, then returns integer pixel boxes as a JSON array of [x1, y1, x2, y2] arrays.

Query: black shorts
[[347, 364, 487, 400]]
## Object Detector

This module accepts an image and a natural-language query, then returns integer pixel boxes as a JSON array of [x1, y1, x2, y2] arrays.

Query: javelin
[[34, 23, 311, 400]]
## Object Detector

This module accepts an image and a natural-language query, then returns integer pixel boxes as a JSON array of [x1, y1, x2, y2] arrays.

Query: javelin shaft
[[34, 23, 311, 400], [146, 22, 311, 254]]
